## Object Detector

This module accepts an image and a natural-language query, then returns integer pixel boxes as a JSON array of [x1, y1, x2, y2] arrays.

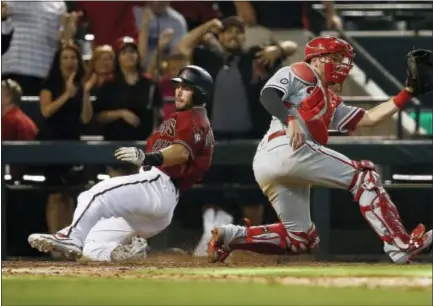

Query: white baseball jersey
[[261, 63, 365, 144]]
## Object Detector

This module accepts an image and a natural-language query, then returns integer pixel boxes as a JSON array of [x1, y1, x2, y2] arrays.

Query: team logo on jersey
[[159, 118, 176, 137], [280, 78, 289, 84], [194, 133, 201, 143]]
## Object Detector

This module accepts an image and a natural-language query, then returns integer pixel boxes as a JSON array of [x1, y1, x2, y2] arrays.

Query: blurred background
[[1, 0, 432, 262]]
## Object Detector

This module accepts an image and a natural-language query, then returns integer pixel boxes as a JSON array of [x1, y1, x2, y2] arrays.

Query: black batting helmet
[[171, 65, 213, 104]]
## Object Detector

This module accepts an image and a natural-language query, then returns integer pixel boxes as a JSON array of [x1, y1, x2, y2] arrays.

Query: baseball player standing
[[28, 65, 215, 261], [208, 36, 433, 264]]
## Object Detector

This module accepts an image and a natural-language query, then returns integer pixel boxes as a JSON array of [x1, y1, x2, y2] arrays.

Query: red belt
[[268, 117, 296, 142], [268, 130, 287, 142]]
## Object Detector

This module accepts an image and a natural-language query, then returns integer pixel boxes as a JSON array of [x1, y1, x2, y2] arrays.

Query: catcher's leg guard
[[208, 219, 319, 263], [351, 160, 432, 263]]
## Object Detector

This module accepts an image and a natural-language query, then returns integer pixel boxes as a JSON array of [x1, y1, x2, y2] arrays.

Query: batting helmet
[[304, 36, 355, 84], [171, 65, 213, 104]]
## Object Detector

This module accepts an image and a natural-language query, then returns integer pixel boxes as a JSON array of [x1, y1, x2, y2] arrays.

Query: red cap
[[115, 36, 138, 53]]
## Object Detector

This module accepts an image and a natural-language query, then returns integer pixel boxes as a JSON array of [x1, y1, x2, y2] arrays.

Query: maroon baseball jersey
[[146, 106, 214, 192]]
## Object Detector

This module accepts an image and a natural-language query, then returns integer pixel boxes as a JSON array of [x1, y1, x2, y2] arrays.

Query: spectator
[[134, 2, 187, 67], [38, 41, 92, 140], [76, 1, 138, 48], [1, 3, 13, 55], [1, 1, 78, 96], [37, 41, 92, 242], [217, 1, 342, 63], [170, 2, 220, 30], [94, 36, 162, 141], [84, 45, 115, 96], [1, 79, 38, 141]]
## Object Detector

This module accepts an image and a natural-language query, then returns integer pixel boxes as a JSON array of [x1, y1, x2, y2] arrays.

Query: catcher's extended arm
[[406, 48, 433, 97]]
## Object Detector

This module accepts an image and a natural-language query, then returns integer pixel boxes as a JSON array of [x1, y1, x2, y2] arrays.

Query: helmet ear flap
[[192, 87, 207, 105]]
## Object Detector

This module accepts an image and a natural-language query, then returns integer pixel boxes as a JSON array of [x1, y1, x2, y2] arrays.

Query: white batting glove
[[114, 147, 145, 167]]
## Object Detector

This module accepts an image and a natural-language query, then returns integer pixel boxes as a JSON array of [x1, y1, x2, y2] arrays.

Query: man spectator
[[76, 2, 138, 48], [1, 1, 78, 96], [2, 79, 38, 141], [217, 1, 342, 63], [134, 1, 187, 68], [1, 3, 13, 55]]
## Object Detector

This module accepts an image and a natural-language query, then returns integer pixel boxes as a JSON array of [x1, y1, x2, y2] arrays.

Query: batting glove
[[114, 147, 145, 167]]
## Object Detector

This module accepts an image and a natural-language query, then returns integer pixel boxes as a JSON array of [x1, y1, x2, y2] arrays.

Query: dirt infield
[[2, 253, 432, 289]]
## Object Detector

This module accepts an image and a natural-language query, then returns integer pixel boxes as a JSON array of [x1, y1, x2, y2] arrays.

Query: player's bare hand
[[115, 147, 145, 167], [288, 120, 306, 151], [121, 110, 141, 127]]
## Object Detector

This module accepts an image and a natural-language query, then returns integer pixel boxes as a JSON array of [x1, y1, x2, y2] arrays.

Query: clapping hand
[[65, 72, 78, 98]]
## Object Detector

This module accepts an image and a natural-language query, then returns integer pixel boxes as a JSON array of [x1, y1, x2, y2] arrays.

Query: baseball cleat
[[28, 233, 83, 261], [110, 236, 149, 262], [387, 224, 433, 264], [207, 227, 231, 263]]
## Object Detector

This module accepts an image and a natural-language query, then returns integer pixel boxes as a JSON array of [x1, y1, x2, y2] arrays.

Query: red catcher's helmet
[[304, 36, 355, 84]]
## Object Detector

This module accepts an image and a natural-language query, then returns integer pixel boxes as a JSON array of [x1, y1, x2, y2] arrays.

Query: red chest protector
[[298, 86, 340, 145], [287, 62, 339, 145]]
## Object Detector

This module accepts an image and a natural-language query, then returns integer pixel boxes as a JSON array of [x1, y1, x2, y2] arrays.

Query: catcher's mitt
[[406, 48, 433, 96]]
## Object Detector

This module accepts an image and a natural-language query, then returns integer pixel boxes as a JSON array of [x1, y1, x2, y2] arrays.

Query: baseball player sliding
[[28, 65, 215, 261], [208, 36, 433, 264]]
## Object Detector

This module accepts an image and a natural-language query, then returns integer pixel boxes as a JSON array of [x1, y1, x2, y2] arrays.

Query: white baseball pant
[[82, 217, 138, 261], [65, 167, 178, 248], [253, 134, 363, 231]]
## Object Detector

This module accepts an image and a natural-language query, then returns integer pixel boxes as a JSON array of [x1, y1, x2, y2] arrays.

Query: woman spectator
[[39, 41, 92, 139], [94, 36, 162, 141], [37, 41, 92, 244], [84, 44, 115, 96]]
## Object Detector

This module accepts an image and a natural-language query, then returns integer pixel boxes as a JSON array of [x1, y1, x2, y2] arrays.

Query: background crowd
[[1, 1, 345, 143]]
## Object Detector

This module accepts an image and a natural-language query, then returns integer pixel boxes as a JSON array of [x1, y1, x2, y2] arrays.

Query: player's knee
[[351, 160, 382, 200]]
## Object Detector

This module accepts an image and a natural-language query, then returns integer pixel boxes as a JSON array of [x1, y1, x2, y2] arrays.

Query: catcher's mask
[[171, 65, 213, 108], [305, 36, 355, 84]]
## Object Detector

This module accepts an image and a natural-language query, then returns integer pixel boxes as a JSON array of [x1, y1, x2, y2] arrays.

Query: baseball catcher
[[208, 36, 432, 264]]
